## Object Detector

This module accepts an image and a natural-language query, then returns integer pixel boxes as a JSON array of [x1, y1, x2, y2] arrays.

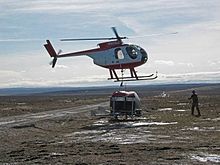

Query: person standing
[[188, 90, 201, 116]]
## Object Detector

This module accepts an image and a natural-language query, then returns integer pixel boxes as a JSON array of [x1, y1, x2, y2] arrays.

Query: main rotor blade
[[60, 37, 127, 41], [60, 37, 116, 41], [127, 32, 178, 39], [111, 27, 120, 39]]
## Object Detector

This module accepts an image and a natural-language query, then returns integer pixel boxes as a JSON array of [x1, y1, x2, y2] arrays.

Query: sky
[[0, 0, 220, 88]]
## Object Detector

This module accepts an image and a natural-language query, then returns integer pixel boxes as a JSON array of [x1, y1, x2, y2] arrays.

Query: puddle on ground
[[93, 120, 108, 126], [132, 122, 177, 126], [30, 114, 54, 119], [212, 117, 220, 121], [177, 103, 188, 106], [0, 120, 16, 126], [66, 130, 107, 137], [65, 119, 177, 144], [17, 102, 26, 105], [158, 108, 187, 112], [158, 108, 172, 111], [203, 117, 220, 120], [191, 153, 220, 163], [174, 109, 186, 112], [50, 152, 65, 156], [182, 126, 218, 132]]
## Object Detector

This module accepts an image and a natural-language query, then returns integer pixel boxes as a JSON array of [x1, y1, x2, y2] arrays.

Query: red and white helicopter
[[44, 27, 157, 83]]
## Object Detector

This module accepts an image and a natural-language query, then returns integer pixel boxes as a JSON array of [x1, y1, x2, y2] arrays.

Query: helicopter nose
[[140, 48, 148, 63]]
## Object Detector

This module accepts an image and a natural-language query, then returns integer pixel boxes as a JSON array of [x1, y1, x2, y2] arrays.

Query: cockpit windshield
[[126, 45, 138, 59], [126, 45, 148, 60]]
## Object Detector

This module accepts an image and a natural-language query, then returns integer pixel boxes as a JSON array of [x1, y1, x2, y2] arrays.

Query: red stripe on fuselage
[[58, 41, 123, 58]]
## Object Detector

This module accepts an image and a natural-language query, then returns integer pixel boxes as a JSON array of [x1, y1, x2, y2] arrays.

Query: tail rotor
[[44, 40, 61, 68], [50, 57, 57, 68]]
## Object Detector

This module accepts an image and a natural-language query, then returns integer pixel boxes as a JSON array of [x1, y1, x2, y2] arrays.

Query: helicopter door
[[114, 48, 124, 63]]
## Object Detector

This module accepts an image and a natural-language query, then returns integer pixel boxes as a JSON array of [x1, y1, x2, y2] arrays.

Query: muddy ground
[[0, 84, 219, 164]]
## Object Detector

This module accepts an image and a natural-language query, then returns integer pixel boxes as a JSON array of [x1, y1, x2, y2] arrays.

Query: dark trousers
[[191, 102, 201, 116]]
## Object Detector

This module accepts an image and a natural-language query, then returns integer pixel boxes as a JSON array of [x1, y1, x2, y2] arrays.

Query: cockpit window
[[115, 48, 124, 59], [126, 45, 138, 59], [140, 48, 147, 57], [140, 48, 148, 62]]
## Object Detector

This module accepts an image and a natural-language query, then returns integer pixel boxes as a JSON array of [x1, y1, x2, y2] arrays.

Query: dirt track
[[0, 85, 219, 164], [0, 102, 108, 129]]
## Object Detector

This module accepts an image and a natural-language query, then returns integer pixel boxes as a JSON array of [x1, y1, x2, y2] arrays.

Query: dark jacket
[[189, 93, 198, 103]]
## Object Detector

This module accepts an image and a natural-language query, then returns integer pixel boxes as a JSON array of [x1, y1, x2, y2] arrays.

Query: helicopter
[[44, 27, 158, 83]]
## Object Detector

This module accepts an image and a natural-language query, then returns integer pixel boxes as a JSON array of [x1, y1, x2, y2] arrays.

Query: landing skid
[[108, 68, 157, 82], [114, 74, 157, 82], [108, 74, 154, 80]]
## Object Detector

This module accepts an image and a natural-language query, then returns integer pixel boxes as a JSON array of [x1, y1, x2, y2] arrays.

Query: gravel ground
[[0, 85, 219, 164]]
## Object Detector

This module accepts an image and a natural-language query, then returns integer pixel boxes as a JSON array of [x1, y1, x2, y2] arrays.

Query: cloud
[[208, 60, 220, 66], [55, 65, 69, 69], [0, 0, 220, 87], [157, 71, 220, 83], [154, 60, 174, 66], [154, 60, 194, 67], [0, 70, 22, 79], [1, 69, 219, 88], [0, 72, 108, 88], [177, 62, 194, 67], [0, 39, 44, 42], [2, 0, 219, 20]]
